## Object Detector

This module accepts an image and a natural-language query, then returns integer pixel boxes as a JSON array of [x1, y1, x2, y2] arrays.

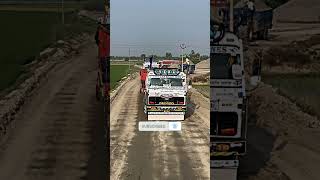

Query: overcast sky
[[110, 0, 209, 57]]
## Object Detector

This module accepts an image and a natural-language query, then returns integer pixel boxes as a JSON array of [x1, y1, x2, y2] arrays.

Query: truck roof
[[214, 32, 241, 48]]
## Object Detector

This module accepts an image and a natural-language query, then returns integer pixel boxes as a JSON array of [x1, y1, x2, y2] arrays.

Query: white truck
[[210, 32, 248, 179], [144, 68, 189, 121]]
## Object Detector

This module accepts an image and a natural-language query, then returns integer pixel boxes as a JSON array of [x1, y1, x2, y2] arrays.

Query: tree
[[189, 50, 197, 62], [141, 54, 146, 60], [165, 52, 172, 59], [201, 55, 209, 60]]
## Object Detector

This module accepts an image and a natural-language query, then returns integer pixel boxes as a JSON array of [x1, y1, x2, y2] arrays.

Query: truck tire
[[211, 22, 225, 43]]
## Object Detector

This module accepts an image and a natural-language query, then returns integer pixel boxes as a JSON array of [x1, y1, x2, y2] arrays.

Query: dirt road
[[0, 42, 107, 180], [110, 75, 210, 179]]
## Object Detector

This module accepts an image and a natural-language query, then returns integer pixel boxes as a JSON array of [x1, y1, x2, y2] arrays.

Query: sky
[[110, 0, 210, 57]]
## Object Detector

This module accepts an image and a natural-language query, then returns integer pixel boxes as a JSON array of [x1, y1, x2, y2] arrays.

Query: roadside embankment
[[246, 82, 320, 180], [0, 33, 92, 138]]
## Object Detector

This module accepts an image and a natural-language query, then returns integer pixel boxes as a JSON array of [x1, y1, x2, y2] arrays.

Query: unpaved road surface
[[238, 18, 320, 179], [110, 75, 210, 180], [0, 42, 107, 180]]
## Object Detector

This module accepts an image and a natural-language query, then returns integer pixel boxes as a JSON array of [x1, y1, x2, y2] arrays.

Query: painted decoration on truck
[[153, 68, 180, 76]]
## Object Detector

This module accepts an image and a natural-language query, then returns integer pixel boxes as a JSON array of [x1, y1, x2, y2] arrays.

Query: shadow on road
[[238, 124, 275, 179], [185, 96, 196, 119]]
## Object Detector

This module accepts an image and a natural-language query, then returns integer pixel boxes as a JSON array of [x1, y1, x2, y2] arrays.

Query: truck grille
[[148, 97, 184, 105]]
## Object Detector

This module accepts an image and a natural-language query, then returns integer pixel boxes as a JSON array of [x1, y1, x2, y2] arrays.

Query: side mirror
[[232, 64, 242, 79], [250, 76, 261, 87]]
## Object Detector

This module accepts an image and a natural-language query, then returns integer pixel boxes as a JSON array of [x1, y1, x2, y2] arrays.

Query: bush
[[264, 46, 311, 67]]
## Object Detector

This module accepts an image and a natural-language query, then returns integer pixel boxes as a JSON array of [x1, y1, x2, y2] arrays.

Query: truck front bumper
[[147, 112, 185, 121]]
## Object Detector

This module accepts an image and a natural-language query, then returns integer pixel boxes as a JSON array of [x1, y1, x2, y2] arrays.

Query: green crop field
[[263, 73, 320, 118], [110, 65, 130, 90], [0, 11, 95, 92]]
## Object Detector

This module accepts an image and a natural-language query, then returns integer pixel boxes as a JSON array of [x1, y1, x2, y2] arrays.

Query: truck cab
[[210, 32, 247, 169], [144, 68, 188, 121]]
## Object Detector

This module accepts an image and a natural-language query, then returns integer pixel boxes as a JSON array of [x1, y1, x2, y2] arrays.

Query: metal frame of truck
[[210, 32, 248, 175]]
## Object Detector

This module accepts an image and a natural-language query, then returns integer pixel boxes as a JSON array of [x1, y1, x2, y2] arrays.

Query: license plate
[[216, 144, 230, 152]]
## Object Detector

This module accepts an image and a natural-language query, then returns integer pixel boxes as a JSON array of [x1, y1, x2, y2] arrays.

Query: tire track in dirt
[[0, 44, 106, 180], [110, 77, 140, 180]]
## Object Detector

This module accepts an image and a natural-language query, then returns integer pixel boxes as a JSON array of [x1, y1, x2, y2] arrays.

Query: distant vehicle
[[184, 60, 196, 74], [220, 0, 273, 40], [159, 59, 195, 74], [159, 60, 181, 68]]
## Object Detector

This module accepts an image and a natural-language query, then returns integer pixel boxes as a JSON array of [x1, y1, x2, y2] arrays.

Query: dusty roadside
[[239, 16, 320, 179], [0, 40, 107, 180]]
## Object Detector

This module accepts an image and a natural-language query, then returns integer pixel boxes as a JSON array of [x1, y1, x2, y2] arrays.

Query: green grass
[[263, 73, 320, 118], [0, 4, 83, 12], [110, 65, 130, 90], [193, 84, 210, 98], [0, 11, 95, 92]]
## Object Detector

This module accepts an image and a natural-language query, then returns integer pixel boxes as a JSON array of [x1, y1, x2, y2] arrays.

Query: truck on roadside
[[234, 0, 273, 40], [218, 0, 273, 40], [159, 59, 195, 74], [210, 32, 248, 179], [143, 68, 190, 121]]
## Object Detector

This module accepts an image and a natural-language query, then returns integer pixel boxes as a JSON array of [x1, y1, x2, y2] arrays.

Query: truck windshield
[[150, 77, 183, 87], [211, 54, 241, 79]]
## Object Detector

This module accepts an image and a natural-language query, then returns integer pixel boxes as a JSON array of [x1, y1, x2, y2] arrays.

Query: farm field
[[0, 10, 95, 92], [0, 3, 83, 12], [110, 64, 130, 90], [263, 73, 320, 118]]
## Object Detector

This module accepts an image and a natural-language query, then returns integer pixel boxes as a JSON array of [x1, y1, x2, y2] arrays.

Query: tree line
[[111, 50, 209, 64]]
